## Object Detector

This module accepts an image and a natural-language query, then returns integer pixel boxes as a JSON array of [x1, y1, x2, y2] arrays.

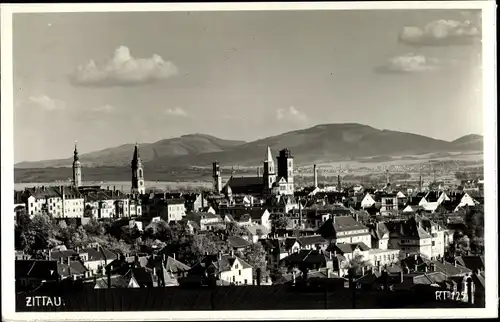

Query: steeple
[[265, 146, 273, 162], [72, 141, 82, 187], [73, 141, 79, 161], [131, 143, 145, 195], [263, 146, 276, 192]]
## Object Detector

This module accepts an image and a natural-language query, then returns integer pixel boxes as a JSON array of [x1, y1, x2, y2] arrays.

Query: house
[[183, 211, 223, 231], [183, 193, 207, 212], [402, 205, 425, 214], [15, 259, 89, 290], [281, 249, 336, 276], [260, 239, 291, 271], [368, 222, 390, 250], [329, 242, 371, 264], [184, 252, 253, 286], [82, 188, 131, 219], [455, 255, 485, 273], [230, 208, 272, 231], [244, 224, 270, 243], [360, 193, 376, 209], [386, 217, 435, 259], [453, 192, 479, 212], [379, 193, 400, 215], [77, 244, 119, 274], [93, 274, 140, 289], [164, 199, 187, 222], [367, 248, 400, 267], [296, 235, 328, 251], [227, 235, 251, 250], [317, 215, 371, 246], [418, 191, 450, 213], [146, 254, 191, 287], [20, 186, 85, 218]]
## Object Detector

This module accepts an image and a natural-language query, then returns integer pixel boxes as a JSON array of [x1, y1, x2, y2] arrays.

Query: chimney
[[454, 260, 457, 267], [355, 213, 359, 222], [218, 252, 222, 260], [67, 257, 71, 266], [414, 254, 418, 261], [48, 249, 52, 260], [59, 257, 63, 264], [153, 267, 156, 277], [399, 271, 404, 283], [230, 250, 235, 257], [334, 250, 337, 257], [292, 271, 296, 284], [424, 265, 428, 273], [361, 266, 365, 276], [162, 254, 166, 263], [329, 251, 332, 260], [313, 164, 318, 188], [257, 167, 261, 177], [332, 216, 336, 224], [173, 253, 176, 261], [414, 264, 418, 272]]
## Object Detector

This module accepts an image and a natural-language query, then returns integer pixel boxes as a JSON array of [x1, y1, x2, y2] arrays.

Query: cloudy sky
[[13, 9, 483, 162]]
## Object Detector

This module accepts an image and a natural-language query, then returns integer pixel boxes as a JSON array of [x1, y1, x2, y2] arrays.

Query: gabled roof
[[224, 176, 264, 195], [370, 222, 390, 240], [282, 249, 328, 264], [245, 224, 269, 236], [227, 236, 251, 248], [297, 235, 327, 246], [15, 260, 71, 280], [193, 254, 253, 274], [94, 275, 133, 288], [80, 246, 117, 262], [317, 215, 368, 238], [455, 255, 485, 271], [332, 242, 370, 255], [431, 260, 472, 276]]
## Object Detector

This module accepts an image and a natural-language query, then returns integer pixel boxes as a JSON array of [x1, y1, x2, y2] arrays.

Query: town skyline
[[13, 10, 483, 162]]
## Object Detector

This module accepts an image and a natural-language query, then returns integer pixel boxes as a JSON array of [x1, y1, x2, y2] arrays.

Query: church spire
[[73, 141, 79, 161], [265, 146, 273, 162], [133, 142, 140, 162], [72, 140, 82, 187]]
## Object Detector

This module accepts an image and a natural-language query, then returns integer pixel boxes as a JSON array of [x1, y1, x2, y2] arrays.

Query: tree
[[83, 218, 105, 236], [241, 242, 269, 284], [225, 222, 249, 237], [84, 205, 94, 218], [346, 254, 371, 276], [464, 206, 484, 254], [272, 216, 290, 231]]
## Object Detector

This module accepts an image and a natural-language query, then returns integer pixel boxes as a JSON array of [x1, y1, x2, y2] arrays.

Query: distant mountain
[[449, 134, 484, 150], [15, 124, 483, 169], [15, 134, 246, 169]]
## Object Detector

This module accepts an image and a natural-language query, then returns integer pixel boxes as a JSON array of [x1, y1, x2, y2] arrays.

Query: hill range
[[16, 123, 483, 171]]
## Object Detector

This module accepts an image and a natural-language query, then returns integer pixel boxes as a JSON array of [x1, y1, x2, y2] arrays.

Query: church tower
[[131, 143, 145, 195], [277, 148, 294, 194], [263, 146, 277, 191], [212, 161, 222, 193], [72, 141, 82, 187]]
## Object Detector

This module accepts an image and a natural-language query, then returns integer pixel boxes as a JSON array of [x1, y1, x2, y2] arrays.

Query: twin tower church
[[71, 142, 145, 195], [71, 143, 294, 197]]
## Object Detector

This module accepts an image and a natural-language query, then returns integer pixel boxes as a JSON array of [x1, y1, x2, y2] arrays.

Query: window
[[239, 270, 241, 276], [244, 279, 248, 285], [232, 276, 235, 282], [235, 264, 238, 269], [432, 241, 435, 246]]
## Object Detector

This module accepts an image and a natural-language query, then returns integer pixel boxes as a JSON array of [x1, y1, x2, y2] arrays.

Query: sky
[[12, 9, 483, 162]]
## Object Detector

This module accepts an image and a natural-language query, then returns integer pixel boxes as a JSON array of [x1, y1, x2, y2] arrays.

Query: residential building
[[317, 215, 371, 246], [183, 211, 223, 231], [186, 252, 253, 286]]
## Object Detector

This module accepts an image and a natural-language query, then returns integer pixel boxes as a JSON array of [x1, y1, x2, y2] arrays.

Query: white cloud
[[72, 46, 178, 86], [276, 106, 308, 123], [28, 95, 66, 111], [92, 104, 116, 113], [377, 53, 441, 74], [399, 19, 481, 46], [165, 107, 188, 117]]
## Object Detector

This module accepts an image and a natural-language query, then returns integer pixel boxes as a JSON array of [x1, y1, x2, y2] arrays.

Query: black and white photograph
[[1, 2, 497, 320]]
